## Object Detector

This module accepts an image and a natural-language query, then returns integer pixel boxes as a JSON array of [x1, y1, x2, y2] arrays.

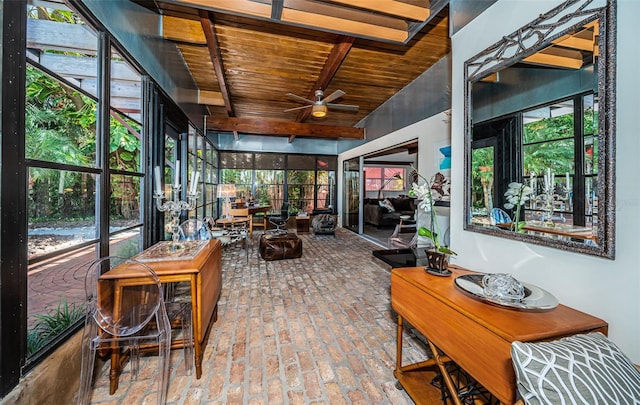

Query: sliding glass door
[[342, 157, 361, 233]]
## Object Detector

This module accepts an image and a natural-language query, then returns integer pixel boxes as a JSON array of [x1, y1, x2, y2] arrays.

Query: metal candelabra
[[154, 185, 197, 247]]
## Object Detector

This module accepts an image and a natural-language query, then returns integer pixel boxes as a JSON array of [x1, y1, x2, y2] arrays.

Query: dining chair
[[490, 207, 512, 225], [229, 207, 252, 238], [251, 213, 267, 235], [202, 216, 216, 231], [77, 256, 192, 405], [226, 208, 252, 260]]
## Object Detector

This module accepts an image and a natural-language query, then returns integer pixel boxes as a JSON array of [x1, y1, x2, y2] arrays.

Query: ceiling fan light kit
[[311, 104, 328, 118]]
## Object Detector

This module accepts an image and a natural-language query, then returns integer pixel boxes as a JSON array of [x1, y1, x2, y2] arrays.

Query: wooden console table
[[391, 265, 608, 404], [100, 240, 222, 393]]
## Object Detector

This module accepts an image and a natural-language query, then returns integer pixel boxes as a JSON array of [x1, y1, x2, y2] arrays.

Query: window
[[24, 4, 145, 362], [218, 153, 336, 214], [363, 167, 405, 192], [470, 145, 495, 215], [203, 140, 218, 218], [26, 4, 101, 360], [287, 170, 315, 213], [522, 95, 595, 226]]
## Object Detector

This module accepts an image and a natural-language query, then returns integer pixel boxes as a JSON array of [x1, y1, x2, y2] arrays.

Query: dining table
[[520, 220, 596, 241], [219, 204, 272, 236], [496, 220, 596, 242]]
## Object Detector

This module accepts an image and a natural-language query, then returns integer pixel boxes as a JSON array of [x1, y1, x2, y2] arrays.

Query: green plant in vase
[[504, 182, 534, 232]]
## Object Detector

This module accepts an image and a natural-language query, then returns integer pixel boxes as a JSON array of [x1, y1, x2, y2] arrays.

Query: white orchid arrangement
[[504, 182, 534, 231], [409, 170, 456, 256]]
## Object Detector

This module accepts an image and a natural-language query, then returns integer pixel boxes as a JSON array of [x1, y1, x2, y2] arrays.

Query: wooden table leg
[[393, 315, 441, 404], [427, 340, 463, 405], [396, 314, 404, 371], [190, 274, 203, 378], [109, 281, 123, 394]]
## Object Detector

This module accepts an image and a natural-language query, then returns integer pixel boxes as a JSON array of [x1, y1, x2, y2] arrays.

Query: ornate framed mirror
[[463, 0, 616, 258]]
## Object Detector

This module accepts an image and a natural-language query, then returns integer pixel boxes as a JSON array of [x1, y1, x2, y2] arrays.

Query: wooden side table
[[296, 215, 310, 233], [100, 240, 222, 392], [391, 265, 608, 404]]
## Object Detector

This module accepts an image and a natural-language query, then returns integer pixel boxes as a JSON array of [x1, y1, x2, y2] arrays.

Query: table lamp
[[217, 184, 236, 219]]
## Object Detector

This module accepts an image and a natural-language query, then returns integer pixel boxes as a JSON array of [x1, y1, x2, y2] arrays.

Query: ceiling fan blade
[[327, 103, 359, 112], [286, 93, 314, 105], [284, 105, 313, 113], [322, 89, 346, 103]]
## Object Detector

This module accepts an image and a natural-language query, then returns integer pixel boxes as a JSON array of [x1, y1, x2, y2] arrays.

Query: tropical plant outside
[[27, 299, 85, 356], [471, 147, 494, 210], [471, 101, 598, 217], [26, 48, 142, 355], [27, 66, 142, 226], [220, 168, 333, 213]]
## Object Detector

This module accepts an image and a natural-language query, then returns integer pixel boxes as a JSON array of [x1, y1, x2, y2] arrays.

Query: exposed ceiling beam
[[162, 15, 206, 44], [178, 0, 271, 19], [207, 117, 364, 139], [591, 21, 600, 58], [281, 8, 407, 43], [326, 0, 430, 21], [480, 72, 499, 83], [523, 51, 584, 69], [170, 0, 413, 43], [200, 10, 234, 117], [198, 90, 225, 106], [296, 35, 355, 124], [552, 34, 593, 52]]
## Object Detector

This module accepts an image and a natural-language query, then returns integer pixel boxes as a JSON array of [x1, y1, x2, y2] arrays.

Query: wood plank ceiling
[[132, 0, 451, 141]]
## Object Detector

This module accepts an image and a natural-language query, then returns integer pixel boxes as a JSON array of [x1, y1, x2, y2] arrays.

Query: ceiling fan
[[284, 89, 359, 118]]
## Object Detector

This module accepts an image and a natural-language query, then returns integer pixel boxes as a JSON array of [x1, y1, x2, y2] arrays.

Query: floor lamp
[[378, 173, 402, 199], [217, 184, 236, 219]]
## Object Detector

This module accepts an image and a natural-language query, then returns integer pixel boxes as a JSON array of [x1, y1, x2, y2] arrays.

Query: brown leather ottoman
[[259, 233, 302, 261]]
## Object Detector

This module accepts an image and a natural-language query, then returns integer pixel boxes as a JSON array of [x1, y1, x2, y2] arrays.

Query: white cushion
[[379, 198, 395, 212], [511, 332, 640, 404]]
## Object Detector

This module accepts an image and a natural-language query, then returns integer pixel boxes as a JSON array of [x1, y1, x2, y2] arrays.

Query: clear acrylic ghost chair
[[167, 219, 212, 302], [77, 256, 192, 405], [387, 223, 419, 249], [179, 218, 212, 240]]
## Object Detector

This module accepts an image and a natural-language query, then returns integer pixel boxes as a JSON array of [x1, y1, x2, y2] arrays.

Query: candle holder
[[154, 185, 197, 248], [542, 169, 555, 226], [544, 192, 555, 226]]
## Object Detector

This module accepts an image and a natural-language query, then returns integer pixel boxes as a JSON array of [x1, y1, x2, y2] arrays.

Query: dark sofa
[[363, 197, 416, 228]]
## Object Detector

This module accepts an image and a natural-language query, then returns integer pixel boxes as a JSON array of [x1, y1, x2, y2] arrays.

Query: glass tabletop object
[[454, 273, 558, 311]]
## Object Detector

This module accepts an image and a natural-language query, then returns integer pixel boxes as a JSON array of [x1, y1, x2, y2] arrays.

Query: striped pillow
[[511, 332, 640, 404]]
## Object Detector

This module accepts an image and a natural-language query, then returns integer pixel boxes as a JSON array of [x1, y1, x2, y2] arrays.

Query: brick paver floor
[[85, 228, 434, 404]]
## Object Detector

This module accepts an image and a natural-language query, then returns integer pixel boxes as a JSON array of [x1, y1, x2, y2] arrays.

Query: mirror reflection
[[464, 0, 615, 258]]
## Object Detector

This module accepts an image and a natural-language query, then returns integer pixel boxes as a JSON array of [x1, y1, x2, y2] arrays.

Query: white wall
[[338, 112, 451, 243], [451, 0, 640, 362]]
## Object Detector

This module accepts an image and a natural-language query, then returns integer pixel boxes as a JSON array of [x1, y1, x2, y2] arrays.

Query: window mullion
[[96, 33, 111, 258]]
